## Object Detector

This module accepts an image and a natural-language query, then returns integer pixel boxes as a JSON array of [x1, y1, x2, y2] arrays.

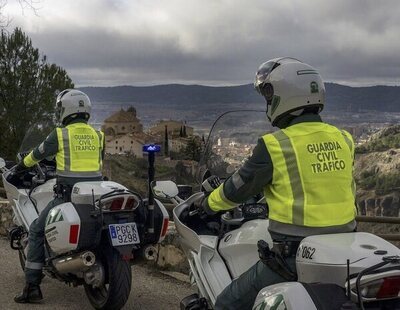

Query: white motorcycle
[[152, 110, 400, 310], [0, 124, 169, 310]]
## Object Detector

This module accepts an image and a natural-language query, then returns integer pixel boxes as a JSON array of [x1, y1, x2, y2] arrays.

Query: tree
[[0, 27, 74, 159], [183, 121, 187, 137], [184, 137, 202, 162], [164, 125, 169, 156]]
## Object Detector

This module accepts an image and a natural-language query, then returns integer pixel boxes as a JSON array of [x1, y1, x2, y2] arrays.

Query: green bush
[[375, 172, 400, 195], [357, 133, 400, 153]]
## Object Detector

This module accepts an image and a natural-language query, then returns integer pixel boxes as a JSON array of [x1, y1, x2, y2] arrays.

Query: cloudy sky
[[4, 0, 400, 87]]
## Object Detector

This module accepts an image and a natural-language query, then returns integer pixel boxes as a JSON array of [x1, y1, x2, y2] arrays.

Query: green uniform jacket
[[23, 119, 105, 183], [207, 114, 357, 238]]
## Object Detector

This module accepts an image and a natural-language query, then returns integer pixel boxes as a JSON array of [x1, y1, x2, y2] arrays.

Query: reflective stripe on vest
[[272, 130, 305, 225], [263, 122, 356, 227], [56, 123, 103, 178]]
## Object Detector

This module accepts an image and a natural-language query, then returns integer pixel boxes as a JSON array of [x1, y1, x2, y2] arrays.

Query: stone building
[[102, 107, 143, 137], [102, 107, 159, 157], [106, 134, 144, 157], [105, 132, 157, 158]]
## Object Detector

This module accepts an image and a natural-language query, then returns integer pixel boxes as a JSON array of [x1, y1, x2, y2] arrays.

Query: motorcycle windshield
[[19, 122, 54, 154], [19, 122, 100, 154], [197, 110, 272, 182]]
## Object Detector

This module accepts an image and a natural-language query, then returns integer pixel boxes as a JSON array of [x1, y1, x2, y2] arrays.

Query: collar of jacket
[[63, 118, 88, 127], [285, 113, 322, 128]]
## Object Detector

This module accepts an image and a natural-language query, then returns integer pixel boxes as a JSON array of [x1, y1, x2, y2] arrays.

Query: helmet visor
[[254, 61, 280, 93]]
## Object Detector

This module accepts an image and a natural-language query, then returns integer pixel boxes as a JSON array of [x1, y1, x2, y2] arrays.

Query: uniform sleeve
[[23, 130, 59, 167], [207, 138, 273, 212]]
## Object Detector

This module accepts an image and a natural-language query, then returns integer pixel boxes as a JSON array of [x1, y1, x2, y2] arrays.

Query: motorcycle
[[0, 124, 169, 310], [151, 110, 400, 310]]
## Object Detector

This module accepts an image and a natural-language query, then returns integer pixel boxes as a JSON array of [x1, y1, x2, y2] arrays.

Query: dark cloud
[[6, 0, 400, 86]]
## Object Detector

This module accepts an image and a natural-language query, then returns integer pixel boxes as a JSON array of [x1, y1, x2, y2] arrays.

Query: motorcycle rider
[[14, 89, 105, 303], [203, 58, 357, 309]]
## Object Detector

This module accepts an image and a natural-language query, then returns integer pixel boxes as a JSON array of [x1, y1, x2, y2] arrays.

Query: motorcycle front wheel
[[84, 246, 132, 310]]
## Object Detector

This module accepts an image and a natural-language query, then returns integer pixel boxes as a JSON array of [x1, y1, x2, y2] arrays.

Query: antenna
[[347, 259, 351, 299], [92, 189, 95, 209]]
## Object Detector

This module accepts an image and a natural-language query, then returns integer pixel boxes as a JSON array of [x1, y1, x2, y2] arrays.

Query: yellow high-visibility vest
[[56, 123, 104, 178], [262, 122, 356, 227]]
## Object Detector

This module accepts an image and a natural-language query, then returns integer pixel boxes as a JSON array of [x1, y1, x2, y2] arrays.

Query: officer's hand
[[198, 193, 218, 217]]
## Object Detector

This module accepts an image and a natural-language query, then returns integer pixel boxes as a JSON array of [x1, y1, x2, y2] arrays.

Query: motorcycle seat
[[302, 283, 354, 310]]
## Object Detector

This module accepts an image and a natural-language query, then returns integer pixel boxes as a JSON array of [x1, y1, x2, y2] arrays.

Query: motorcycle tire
[[84, 246, 132, 310]]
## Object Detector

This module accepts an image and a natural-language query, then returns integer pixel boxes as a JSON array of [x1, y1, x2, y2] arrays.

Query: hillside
[[355, 125, 400, 218], [103, 155, 197, 197], [80, 83, 400, 113]]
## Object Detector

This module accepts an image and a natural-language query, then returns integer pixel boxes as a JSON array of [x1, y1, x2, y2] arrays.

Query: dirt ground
[[0, 238, 195, 310]]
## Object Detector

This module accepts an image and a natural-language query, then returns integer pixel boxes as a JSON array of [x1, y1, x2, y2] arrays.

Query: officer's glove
[[14, 161, 27, 174], [198, 175, 222, 216], [201, 175, 221, 193], [7, 162, 26, 184], [197, 193, 221, 234], [199, 193, 218, 216]]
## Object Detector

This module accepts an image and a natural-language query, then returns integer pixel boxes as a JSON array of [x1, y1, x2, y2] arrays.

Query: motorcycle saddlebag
[[73, 203, 102, 251]]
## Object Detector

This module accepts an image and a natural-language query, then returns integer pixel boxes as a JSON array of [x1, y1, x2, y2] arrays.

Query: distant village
[[100, 107, 398, 176], [101, 106, 201, 159]]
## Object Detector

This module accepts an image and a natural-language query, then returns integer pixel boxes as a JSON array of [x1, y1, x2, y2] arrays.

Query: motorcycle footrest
[[180, 294, 208, 310]]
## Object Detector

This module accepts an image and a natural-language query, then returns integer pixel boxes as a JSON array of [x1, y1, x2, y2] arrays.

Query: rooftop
[[104, 108, 140, 123]]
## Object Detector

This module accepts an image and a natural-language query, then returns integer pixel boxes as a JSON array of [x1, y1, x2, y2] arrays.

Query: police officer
[[15, 89, 104, 303], [203, 58, 356, 309]]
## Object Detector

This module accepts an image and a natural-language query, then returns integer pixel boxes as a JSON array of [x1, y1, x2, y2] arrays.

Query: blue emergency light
[[143, 144, 161, 153]]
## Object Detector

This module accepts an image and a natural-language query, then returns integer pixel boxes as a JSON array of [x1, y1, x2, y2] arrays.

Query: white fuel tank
[[45, 202, 81, 255], [296, 232, 400, 286], [71, 181, 127, 205], [30, 178, 56, 213], [219, 219, 272, 278]]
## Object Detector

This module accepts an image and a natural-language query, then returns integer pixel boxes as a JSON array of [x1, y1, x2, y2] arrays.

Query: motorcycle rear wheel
[[84, 246, 132, 310]]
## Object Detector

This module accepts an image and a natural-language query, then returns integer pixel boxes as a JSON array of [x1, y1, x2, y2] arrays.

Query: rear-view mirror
[[151, 180, 179, 199]]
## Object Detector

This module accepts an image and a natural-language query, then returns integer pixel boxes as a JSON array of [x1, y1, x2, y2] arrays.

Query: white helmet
[[254, 57, 325, 127], [55, 89, 91, 124]]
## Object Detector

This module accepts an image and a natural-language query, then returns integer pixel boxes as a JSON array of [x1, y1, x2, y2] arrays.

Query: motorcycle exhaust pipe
[[143, 245, 158, 261], [53, 251, 96, 274]]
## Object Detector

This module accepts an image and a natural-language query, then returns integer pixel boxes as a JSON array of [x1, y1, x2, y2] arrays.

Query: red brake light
[[161, 218, 169, 238], [377, 276, 400, 299], [110, 198, 124, 211], [125, 197, 137, 210], [69, 224, 80, 244]]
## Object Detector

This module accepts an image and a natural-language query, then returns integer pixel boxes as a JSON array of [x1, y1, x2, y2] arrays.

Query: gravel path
[[0, 238, 194, 309]]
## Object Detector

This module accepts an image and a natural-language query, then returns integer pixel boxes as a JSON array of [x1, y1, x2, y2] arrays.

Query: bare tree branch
[[18, 0, 41, 16], [0, 0, 11, 28], [0, 0, 41, 29]]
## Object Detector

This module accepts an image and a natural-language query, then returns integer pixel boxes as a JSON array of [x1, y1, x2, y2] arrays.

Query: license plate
[[108, 222, 140, 246]]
